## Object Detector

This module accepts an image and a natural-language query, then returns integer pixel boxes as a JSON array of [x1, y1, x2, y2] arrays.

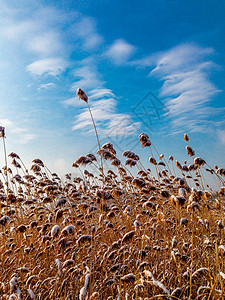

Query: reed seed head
[[183, 133, 189, 142], [76, 88, 88, 102]]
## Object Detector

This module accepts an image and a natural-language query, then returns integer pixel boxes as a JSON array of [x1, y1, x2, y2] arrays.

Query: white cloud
[[71, 58, 105, 91], [130, 52, 162, 68], [72, 65, 103, 90], [72, 89, 140, 137], [54, 158, 70, 175], [137, 43, 220, 133], [63, 89, 115, 108], [26, 31, 63, 56], [26, 58, 67, 76], [104, 114, 140, 137], [62, 97, 85, 108], [69, 57, 139, 136], [17, 133, 36, 144], [151, 44, 213, 74], [11, 127, 27, 133], [217, 130, 225, 145], [0, 118, 13, 127], [0, 118, 36, 144], [33, 6, 73, 28], [38, 83, 56, 90], [71, 17, 103, 51], [0, 6, 70, 57], [88, 88, 115, 100], [105, 39, 136, 65], [1, 19, 39, 42]]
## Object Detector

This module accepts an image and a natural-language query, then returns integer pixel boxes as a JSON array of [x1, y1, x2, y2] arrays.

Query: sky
[[0, 0, 224, 178]]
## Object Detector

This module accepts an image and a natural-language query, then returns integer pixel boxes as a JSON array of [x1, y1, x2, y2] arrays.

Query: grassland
[[0, 93, 225, 299]]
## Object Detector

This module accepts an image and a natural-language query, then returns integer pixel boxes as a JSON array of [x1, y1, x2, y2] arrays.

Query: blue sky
[[0, 0, 224, 176]]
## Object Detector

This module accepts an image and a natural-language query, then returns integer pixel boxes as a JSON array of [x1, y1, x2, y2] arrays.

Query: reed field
[[0, 89, 224, 300]]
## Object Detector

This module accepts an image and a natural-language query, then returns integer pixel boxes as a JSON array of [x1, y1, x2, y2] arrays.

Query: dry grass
[[0, 111, 225, 299]]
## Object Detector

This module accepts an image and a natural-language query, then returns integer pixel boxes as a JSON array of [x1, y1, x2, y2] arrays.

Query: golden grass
[[0, 99, 225, 299]]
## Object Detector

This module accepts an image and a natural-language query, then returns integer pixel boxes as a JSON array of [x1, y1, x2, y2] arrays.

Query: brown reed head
[[139, 133, 151, 147], [186, 145, 195, 157], [183, 133, 189, 142], [76, 88, 88, 102], [0, 126, 5, 138]]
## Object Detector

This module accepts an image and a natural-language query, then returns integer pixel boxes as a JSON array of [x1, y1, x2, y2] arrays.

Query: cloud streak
[[135, 43, 220, 133], [69, 56, 139, 137], [105, 39, 136, 65], [217, 129, 225, 145], [26, 31, 63, 56], [71, 16, 103, 51], [1, 3, 139, 144], [0, 118, 36, 144], [26, 58, 67, 76], [71, 89, 140, 137], [37, 83, 56, 90], [71, 58, 105, 91]]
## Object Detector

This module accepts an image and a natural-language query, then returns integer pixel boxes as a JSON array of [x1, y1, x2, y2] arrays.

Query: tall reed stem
[[86, 102, 104, 177]]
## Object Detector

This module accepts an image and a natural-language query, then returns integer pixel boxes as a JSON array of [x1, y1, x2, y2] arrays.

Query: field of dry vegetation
[[0, 90, 225, 299]]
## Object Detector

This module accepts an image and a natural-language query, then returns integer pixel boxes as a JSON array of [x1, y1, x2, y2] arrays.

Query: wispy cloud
[[130, 52, 162, 68], [26, 58, 67, 76], [134, 43, 220, 133], [0, 10, 65, 60], [62, 97, 85, 108], [1, 3, 139, 143], [37, 83, 56, 90], [1, 19, 39, 42], [69, 54, 139, 137], [0, 118, 13, 127], [0, 118, 36, 144], [158, 63, 218, 116], [26, 31, 63, 56], [217, 129, 225, 145], [88, 89, 115, 100], [71, 16, 103, 51], [105, 39, 136, 65], [72, 89, 140, 137], [62, 89, 115, 108], [71, 58, 105, 91], [0, 6, 70, 83], [18, 133, 36, 144]]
